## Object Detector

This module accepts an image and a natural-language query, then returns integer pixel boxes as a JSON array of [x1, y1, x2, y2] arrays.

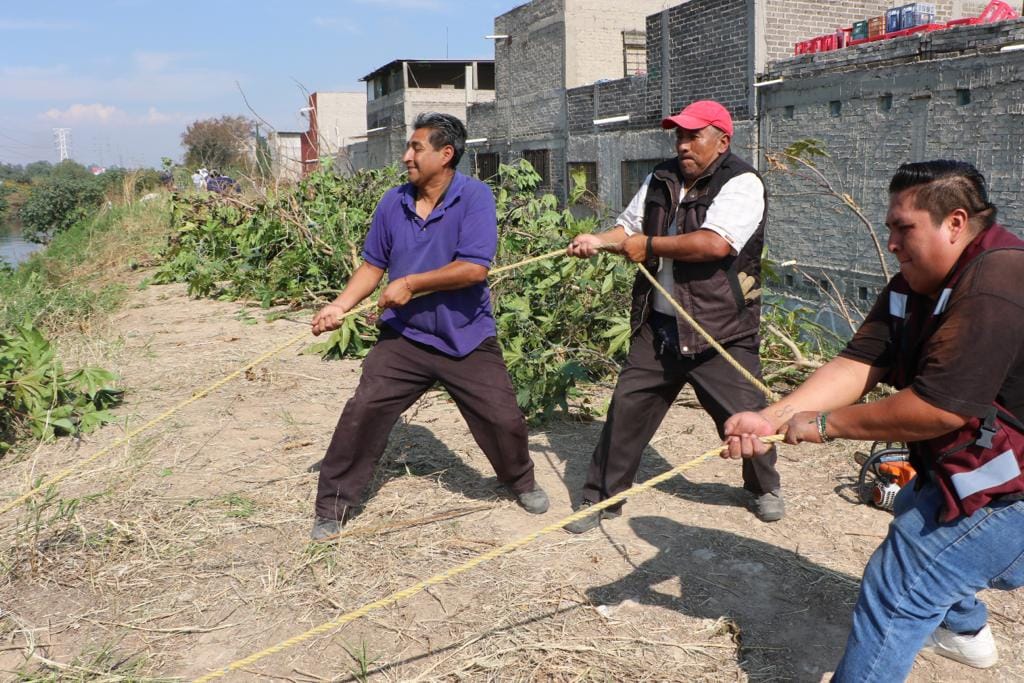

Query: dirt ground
[[2, 277, 1023, 682]]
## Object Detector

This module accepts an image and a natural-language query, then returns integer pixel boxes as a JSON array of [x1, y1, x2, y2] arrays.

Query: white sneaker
[[922, 623, 998, 669]]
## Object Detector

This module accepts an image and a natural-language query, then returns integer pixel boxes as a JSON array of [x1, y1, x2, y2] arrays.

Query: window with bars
[[474, 152, 500, 181], [567, 162, 598, 197], [623, 30, 647, 76], [522, 149, 551, 190], [620, 159, 660, 207]]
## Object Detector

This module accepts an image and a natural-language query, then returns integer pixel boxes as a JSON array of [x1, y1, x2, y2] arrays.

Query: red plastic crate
[[946, 17, 984, 27], [837, 26, 853, 48], [794, 39, 816, 55], [886, 22, 945, 39], [979, 0, 1020, 22]]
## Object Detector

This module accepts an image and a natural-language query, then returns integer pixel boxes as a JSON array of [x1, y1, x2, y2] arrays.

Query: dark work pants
[[581, 322, 780, 507], [315, 327, 536, 521]]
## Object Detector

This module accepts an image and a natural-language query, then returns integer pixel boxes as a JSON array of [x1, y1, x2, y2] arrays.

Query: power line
[[0, 130, 49, 150]]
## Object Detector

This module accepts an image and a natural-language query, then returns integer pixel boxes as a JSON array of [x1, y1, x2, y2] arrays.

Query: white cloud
[[142, 106, 180, 124], [39, 103, 189, 126], [133, 51, 196, 73], [1, 62, 238, 103], [41, 103, 121, 123]]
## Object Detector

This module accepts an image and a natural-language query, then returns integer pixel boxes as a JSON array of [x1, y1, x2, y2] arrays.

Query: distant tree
[[181, 116, 254, 170], [19, 163, 104, 243], [49, 159, 94, 181], [0, 164, 26, 182], [0, 183, 11, 219], [24, 161, 54, 179]]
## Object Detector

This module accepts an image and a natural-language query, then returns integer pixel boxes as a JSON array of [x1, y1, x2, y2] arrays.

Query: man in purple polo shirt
[[308, 112, 549, 540]]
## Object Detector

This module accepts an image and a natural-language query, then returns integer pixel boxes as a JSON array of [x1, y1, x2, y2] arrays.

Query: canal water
[[0, 216, 41, 267]]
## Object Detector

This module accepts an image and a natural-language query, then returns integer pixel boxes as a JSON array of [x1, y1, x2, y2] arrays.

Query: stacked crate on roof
[[901, 3, 937, 29]]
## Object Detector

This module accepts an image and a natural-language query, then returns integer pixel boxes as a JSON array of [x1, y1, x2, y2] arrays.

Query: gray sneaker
[[754, 490, 785, 522], [564, 501, 622, 535], [310, 514, 344, 541], [517, 486, 550, 514]]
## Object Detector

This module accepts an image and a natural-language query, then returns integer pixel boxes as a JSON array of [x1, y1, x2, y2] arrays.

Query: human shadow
[[534, 415, 752, 511], [374, 420, 513, 501], [588, 516, 860, 681], [302, 409, 518, 515]]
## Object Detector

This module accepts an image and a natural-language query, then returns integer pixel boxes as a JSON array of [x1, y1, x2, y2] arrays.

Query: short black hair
[[413, 112, 466, 168], [889, 160, 997, 232]]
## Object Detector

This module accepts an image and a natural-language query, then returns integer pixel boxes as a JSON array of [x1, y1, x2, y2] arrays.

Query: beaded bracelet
[[816, 412, 834, 443]]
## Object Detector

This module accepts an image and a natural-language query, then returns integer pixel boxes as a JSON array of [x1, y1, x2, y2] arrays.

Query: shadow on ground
[[535, 418, 753, 511], [369, 419, 517, 503], [589, 515, 860, 681]]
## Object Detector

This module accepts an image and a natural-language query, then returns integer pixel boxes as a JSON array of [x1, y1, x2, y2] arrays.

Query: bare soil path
[[2, 278, 1022, 681]]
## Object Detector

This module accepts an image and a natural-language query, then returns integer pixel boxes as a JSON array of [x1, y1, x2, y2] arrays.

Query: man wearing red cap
[[564, 100, 781, 532]]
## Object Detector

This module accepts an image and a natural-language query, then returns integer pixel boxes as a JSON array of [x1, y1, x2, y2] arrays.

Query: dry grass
[[1, 281, 1022, 682]]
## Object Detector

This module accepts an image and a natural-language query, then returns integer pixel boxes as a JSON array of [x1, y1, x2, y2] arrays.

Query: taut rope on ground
[[192, 434, 784, 682], [0, 247, 776, 523], [0, 248, 563, 517]]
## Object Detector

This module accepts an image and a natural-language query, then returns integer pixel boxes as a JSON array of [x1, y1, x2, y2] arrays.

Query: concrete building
[[267, 131, 304, 183], [300, 91, 367, 175], [467, 0, 674, 195], [462, 0, 1020, 302], [465, 0, 994, 206], [760, 17, 1024, 310], [360, 59, 496, 170]]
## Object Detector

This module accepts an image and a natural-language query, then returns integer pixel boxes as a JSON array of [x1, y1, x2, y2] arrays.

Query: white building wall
[[268, 131, 303, 183], [563, 0, 675, 88], [313, 92, 367, 157]]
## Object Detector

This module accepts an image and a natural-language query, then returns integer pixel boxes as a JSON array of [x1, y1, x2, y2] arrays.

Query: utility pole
[[53, 127, 71, 162]]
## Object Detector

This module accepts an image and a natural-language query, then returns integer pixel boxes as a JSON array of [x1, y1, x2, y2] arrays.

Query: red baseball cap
[[661, 100, 734, 136]]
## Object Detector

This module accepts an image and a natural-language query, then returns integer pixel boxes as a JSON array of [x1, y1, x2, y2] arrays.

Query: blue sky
[[0, 0, 524, 168]]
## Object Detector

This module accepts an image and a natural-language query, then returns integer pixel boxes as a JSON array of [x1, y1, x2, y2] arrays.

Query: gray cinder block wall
[[564, 0, 755, 210], [466, 0, 669, 198], [761, 18, 1024, 306], [468, 0, 570, 194], [463, 0, 1019, 315]]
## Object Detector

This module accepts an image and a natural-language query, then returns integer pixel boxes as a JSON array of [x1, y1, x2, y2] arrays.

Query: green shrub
[[0, 183, 10, 219], [19, 174, 105, 243], [158, 162, 632, 421], [0, 324, 122, 455]]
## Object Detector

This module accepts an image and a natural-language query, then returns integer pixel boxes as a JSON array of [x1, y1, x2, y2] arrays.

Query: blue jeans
[[833, 479, 1024, 682]]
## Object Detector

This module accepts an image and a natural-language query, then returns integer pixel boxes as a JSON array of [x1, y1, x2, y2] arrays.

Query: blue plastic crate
[[887, 7, 903, 32], [900, 2, 936, 29]]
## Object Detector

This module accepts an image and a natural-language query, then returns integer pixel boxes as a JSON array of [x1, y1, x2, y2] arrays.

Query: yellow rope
[[0, 329, 301, 516], [193, 433, 784, 682], [0, 250, 564, 517], [0, 237, 784, 677], [0, 248, 774, 517], [635, 263, 778, 402]]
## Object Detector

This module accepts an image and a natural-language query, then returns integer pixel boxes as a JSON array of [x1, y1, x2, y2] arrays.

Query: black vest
[[628, 151, 767, 354]]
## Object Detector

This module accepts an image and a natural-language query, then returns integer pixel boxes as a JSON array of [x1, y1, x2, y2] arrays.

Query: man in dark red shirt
[[725, 160, 1024, 679]]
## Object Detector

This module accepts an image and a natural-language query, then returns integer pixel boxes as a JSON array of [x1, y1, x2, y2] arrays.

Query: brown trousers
[[315, 327, 536, 520], [581, 321, 780, 507]]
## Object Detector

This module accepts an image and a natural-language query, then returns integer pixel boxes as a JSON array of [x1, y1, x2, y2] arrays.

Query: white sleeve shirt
[[617, 171, 765, 253], [617, 169, 765, 321]]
